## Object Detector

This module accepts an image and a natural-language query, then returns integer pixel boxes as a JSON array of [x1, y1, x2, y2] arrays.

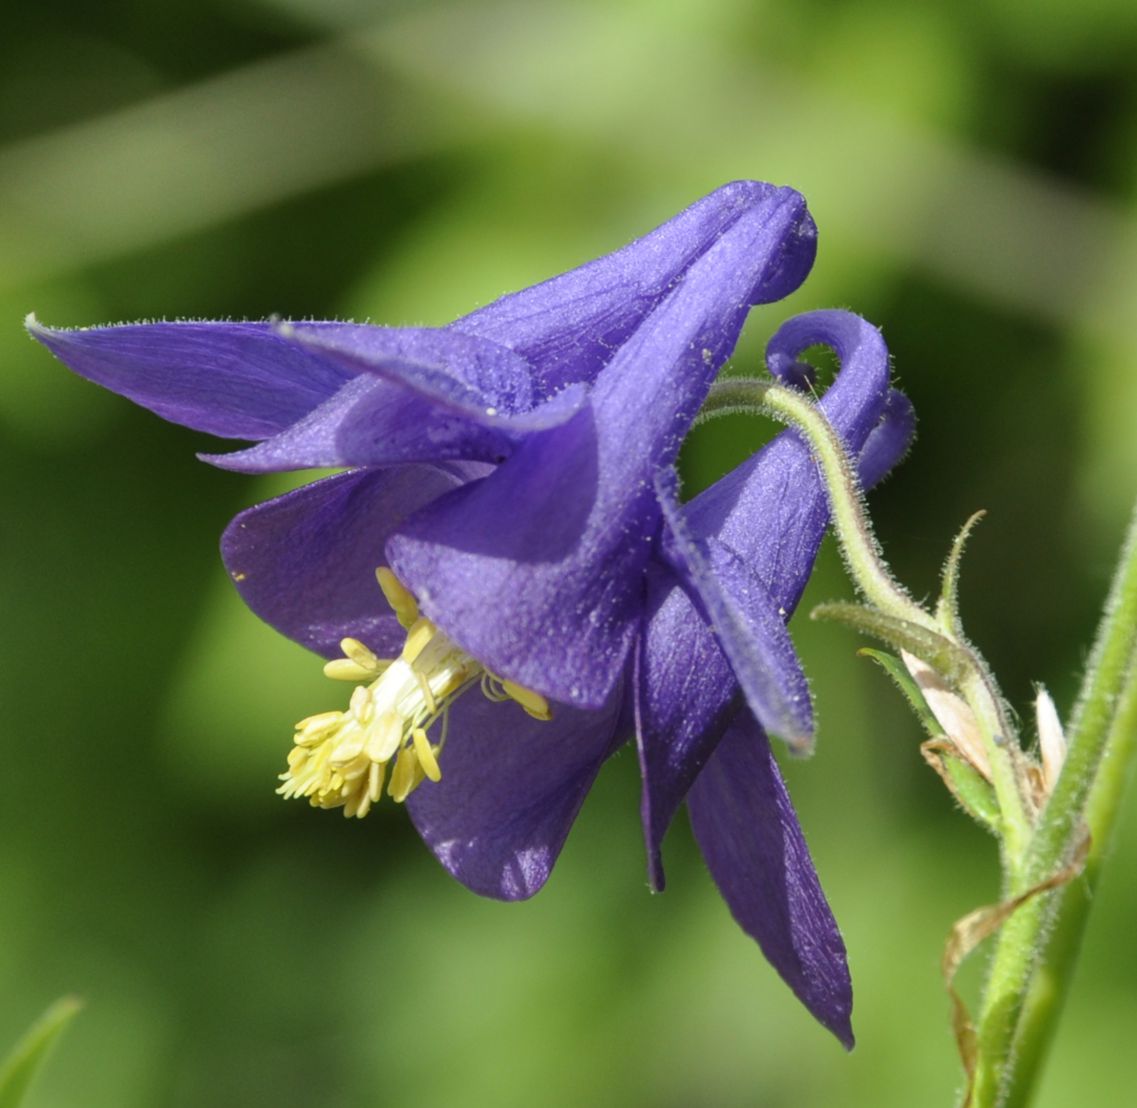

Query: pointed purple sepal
[[26, 318, 361, 439], [406, 688, 623, 900], [688, 714, 854, 1049], [657, 467, 814, 749]]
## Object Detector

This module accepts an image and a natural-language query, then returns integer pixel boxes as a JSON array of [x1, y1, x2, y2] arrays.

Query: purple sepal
[[201, 326, 590, 472], [406, 686, 623, 900], [26, 319, 360, 440], [656, 467, 814, 749], [201, 375, 514, 472], [634, 564, 736, 891], [688, 713, 855, 1049], [276, 323, 539, 413]]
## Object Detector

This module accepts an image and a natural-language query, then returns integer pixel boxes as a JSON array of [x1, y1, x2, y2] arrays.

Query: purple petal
[[27, 319, 360, 439], [656, 468, 813, 748], [635, 313, 913, 888], [766, 310, 892, 444], [688, 714, 854, 1048], [220, 463, 487, 658], [452, 180, 817, 394], [856, 388, 915, 490], [388, 187, 816, 709], [406, 686, 622, 900], [634, 562, 736, 891]]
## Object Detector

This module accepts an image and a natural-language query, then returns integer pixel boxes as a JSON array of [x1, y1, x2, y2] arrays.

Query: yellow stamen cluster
[[278, 568, 552, 818]]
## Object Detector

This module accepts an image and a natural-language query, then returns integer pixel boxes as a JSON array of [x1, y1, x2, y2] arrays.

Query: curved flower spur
[[29, 183, 913, 1042]]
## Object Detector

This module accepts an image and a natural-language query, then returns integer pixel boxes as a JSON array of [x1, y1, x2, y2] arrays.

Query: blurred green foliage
[[3, 1, 1137, 1105], [0, 998, 80, 1108]]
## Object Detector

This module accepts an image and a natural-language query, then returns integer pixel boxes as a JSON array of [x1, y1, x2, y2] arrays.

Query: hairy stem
[[700, 379, 925, 622], [699, 379, 1032, 853], [971, 501, 1137, 1107]]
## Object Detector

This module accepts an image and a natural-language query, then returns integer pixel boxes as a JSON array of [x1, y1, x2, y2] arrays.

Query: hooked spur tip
[[783, 729, 817, 759]]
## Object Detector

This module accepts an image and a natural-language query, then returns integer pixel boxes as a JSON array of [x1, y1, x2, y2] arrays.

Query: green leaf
[[858, 647, 941, 736], [936, 510, 986, 637], [0, 997, 82, 1108], [811, 601, 972, 683], [922, 740, 1001, 835]]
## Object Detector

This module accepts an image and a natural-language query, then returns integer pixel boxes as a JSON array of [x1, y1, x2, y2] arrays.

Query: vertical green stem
[[970, 502, 1137, 1106], [1003, 667, 1137, 1108]]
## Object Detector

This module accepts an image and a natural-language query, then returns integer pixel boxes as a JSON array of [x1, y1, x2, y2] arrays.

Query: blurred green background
[[3, 0, 1137, 1104]]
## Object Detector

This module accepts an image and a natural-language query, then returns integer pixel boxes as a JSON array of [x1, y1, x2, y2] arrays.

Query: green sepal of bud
[[0, 997, 82, 1108], [936, 510, 985, 638], [811, 602, 973, 684], [921, 739, 1002, 835], [858, 647, 941, 736]]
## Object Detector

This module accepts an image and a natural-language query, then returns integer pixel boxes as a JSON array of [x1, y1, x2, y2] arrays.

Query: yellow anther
[[338, 752, 370, 783], [295, 711, 341, 742], [377, 568, 420, 629], [323, 638, 391, 681], [416, 670, 438, 714], [322, 664, 366, 682], [348, 684, 373, 724], [401, 618, 435, 665], [388, 746, 424, 803], [412, 728, 442, 782], [502, 679, 553, 721], [323, 658, 378, 681], [365, 711, 403, 763], [328, 735, 362, 764], [342, 637, 383, 668]]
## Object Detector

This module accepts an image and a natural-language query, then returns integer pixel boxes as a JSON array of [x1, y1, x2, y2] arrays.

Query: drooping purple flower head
[[29, 183, 914, 1047]]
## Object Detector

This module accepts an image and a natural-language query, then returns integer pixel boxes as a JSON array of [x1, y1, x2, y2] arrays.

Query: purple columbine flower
[[29, 182, 912, 1044]]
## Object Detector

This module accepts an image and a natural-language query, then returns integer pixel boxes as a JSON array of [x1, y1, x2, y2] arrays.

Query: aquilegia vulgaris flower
[[30, 181, 913, 1046]]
